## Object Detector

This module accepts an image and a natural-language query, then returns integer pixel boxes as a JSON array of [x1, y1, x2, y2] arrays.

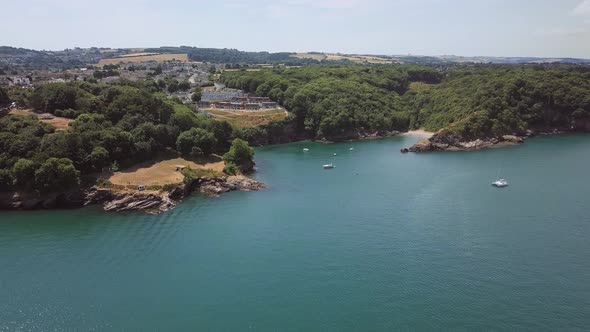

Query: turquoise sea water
[[1, 134, 590, 331]]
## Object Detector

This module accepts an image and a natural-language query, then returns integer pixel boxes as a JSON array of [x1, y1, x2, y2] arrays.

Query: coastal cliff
[[0, 176, 264, 214]]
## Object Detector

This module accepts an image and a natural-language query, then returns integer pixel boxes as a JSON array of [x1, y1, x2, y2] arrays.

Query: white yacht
[[323, 163, 335, 169], [492, 179, 509, 187], [303, 148, 309, 152]]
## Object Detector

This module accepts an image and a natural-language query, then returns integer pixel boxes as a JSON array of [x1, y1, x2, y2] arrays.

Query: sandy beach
[[402, 129, 435, 138]]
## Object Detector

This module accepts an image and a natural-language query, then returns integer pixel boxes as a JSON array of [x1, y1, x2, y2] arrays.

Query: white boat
[[492, 166, 508, 187], [333, 153, 337, 156], [324, 154, 336, 169], [492, 179, 508, 187], [349, 147, 354, 151], [303, 148, 309, 152]]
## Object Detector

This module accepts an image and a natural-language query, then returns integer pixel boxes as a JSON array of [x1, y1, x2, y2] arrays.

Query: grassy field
[[291, 52, 393, 64], [205, 108, 288, 128], [107, 156, 224, 186], [98, 53, 189, 66], [118, 52, 159, 58], [292, 53, 327, 61], [9, 109, 72, 130]]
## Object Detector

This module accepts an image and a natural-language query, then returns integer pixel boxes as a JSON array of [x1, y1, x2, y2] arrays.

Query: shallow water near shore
[[1, 134, 590, 330]]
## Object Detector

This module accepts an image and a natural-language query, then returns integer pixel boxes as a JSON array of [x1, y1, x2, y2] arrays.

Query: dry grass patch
[[9, 109, 73, 131], [205, 108, 288, 128], [292, 53, 327, 61], [98, 53, 189, 66], [325, 53, 392, 64], [119, 52, 159, 58], [291, 52, 392, 64], [107, 156, 224, 187]]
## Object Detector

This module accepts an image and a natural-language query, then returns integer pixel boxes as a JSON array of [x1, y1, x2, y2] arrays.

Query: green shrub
[[96, 178, 113, 188], [223, 163, 238, 175]]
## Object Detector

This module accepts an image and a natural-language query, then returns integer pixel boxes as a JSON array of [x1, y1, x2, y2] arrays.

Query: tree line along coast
[[0, 80, 258, 212], [1, 51, 589, 212], [220, 64, 590, 149]]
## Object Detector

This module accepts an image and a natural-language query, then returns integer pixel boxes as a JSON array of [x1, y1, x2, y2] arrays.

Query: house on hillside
[[7, 76, 31, 87], [261, 101, 278, 109], [214, 82, 226, 91]]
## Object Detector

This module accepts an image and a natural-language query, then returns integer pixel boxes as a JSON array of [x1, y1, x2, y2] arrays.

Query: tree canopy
[[0, 81, 255, 194], [0, 86, 9, 105], [223, 138, 255, 173], [221, 64, 590, 141]]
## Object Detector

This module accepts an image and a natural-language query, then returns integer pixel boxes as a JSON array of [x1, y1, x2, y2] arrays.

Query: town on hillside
[[0, 47, 285, 125]]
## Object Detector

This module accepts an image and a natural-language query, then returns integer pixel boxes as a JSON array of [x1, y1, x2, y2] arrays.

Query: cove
[[1, 134, 590, 331]]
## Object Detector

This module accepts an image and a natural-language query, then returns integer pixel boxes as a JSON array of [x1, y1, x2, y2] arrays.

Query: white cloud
[[573, 0, 590, 17]]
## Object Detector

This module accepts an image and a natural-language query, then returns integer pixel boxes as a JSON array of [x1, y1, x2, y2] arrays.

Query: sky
[[2, 0, 590, 58]]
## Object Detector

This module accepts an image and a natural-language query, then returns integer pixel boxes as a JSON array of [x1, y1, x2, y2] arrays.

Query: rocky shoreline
[[1, 176, 264, 214], [403, 128, 579, 153], [317, 130, 401, 143], [407, 134, 526, 152]]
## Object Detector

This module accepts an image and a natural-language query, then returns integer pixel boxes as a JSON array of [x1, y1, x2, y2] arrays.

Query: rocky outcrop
[[189, 176, 265, 197], [407, 132, 526, 152], [94, 175, 264, 213], [1, 176, 265, 214], [83, 187, 175, 214], [103, 192, 176, 214]]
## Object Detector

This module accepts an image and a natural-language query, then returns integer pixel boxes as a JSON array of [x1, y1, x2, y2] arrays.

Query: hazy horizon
[[2, 0, 590, 58], [4, 44, 590, 60]]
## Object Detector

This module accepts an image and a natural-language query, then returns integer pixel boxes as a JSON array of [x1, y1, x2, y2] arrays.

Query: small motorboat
[[323, 163, 335, 169], [303, 148, 309, 152], [492, 179, 509, 187], [333, 153, 337, 156], [349, 147, 354, 151]]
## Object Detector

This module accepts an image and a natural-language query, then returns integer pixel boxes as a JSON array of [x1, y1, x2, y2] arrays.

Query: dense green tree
[[177, 80, 191, 91], [167, 80, 179, 93], [223, 138, 255, 173], [34, 158, 80, 193], [12, 159, 37, 190], [191, 86, 202, 102], [89, 147, 109, 171], [0, 86, 9, 105], [29, 83, 88, 113], [168, 110, 205, 132], [176, 128, 217, 156], [0, 169, 14, 191], [210, 120, 234, 152]]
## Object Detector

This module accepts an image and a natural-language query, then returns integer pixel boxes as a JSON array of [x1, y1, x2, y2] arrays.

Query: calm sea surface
[[1, 134, 590, 331]]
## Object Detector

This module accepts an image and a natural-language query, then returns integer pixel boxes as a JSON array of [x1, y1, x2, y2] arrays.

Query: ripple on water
[[1, 135, 590, 330]]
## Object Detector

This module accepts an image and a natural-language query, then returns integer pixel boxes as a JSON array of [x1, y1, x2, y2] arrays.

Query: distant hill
[[411, 54, 590, 65], [1, 46, 589, 70], [143, 47, 318, 65], [293, 52, 590, 65]]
